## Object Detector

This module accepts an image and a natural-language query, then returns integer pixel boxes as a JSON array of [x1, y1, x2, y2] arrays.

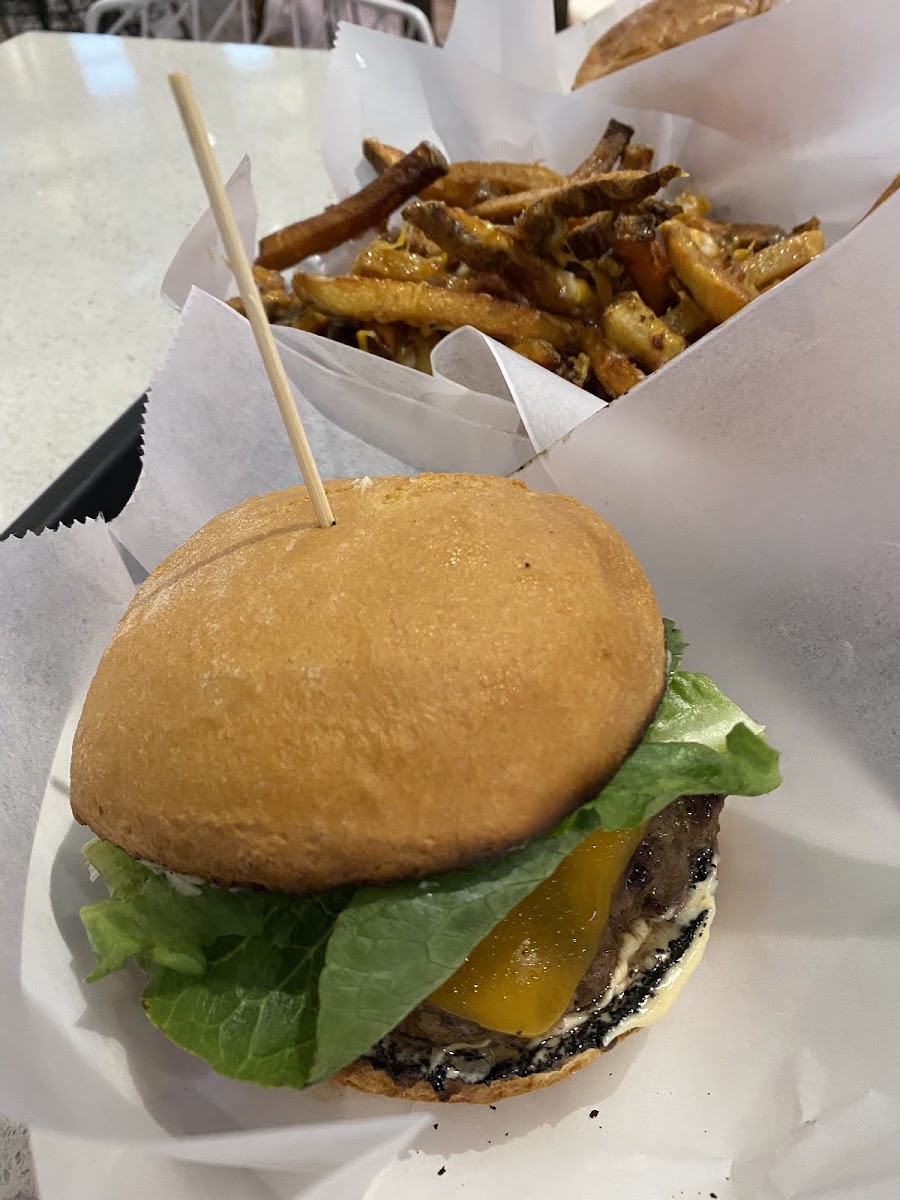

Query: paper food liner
[[161, 0, 900, 479], [2, 0, 899, 1195]]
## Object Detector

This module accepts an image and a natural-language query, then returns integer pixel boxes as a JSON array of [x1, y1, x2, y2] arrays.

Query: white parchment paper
[[2, 0, 899, 1195], [161, 0, 900, 483]]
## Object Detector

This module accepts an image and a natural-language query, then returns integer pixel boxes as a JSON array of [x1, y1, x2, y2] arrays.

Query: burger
[[573, 0, 772, 90], [72, 474, 779, 1104]]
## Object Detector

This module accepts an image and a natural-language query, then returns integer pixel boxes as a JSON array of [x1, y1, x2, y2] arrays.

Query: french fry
[[741, 228, 825, 289], [612, 212, 674, 314], [511, 339, 565, 373], [252, 265, 286, 293], [227, 289, 293, 320], [620, 143, 654, 172], [674, 191, 712, 221], [640, 197, 684, 222], [601, 291, 686, 372], [235, 120, 827, 392], [276, 309, 329, 334], [662, 290, 710, 340], [470, 187, 558, 222], [518, 164, 686, 253], [403, 199, 594, 315], [424, 161, 564, 208], [570, 119, 634, 180], [582, 327, 644, 398], [292, 272, 587, 351], [511, 341, 591, 388], [449, 270, 530, 303], [257, 141, 449, 270], [353, 246, 529, 303], [402, 223, 444, 257], [362, 138, 405, 173], [353, 242, 448, 283], [660, 219, 757, 323], [402, 199, 510, 273], [567, 212, 613, 260]]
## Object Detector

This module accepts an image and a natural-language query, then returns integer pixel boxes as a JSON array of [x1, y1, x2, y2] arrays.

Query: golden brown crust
[[71, 474, 664, 892], [331, 1043, 616, 1103], [573, 0, 772, 89]]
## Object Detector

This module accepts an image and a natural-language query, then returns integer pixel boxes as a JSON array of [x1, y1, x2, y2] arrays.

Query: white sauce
[[138, 859, 207, 897], [411, 862, 720, 1084]]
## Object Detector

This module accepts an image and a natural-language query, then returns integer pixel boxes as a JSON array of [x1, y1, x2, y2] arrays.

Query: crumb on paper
[[437, 1166, 446, 1176], [589, 1109, 599, 1119]]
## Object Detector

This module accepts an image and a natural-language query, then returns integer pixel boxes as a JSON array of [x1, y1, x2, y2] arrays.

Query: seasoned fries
[[243, 119, 829, 400], [518, 164, 686, 254], [620, 143, 654, 172], [570, 119, 635, 180], [660, 220, 758, 323], [363, 139, 563, 207], [602, 292, 686, 371], [402, 199, 594, 315], [257, 141, 449, 270], [742, 229, 825, 289], [583, 328, 643, 398], [612, 212, 673, 314], [425, 161, 564, 208], [292, 273, 587, 351]]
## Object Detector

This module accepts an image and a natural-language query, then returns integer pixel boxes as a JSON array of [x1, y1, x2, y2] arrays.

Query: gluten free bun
[[71, 474, 664, 893], [573, 0, 772, 89]]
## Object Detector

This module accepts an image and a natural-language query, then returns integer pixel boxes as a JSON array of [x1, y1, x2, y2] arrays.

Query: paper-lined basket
[[0, 1, 898, 1197]]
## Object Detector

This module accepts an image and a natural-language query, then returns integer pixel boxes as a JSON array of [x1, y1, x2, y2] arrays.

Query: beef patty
[[362, 795, 724, 1097]]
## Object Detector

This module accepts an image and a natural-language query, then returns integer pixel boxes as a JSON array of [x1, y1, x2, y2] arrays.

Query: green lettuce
[[81, 627, 780, 1089]]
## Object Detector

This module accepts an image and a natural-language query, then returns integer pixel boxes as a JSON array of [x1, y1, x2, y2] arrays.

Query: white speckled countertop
[[0, 32, 331, 530]]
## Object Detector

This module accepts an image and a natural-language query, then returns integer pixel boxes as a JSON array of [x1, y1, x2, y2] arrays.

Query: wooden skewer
[[168, 71, 335, 529]]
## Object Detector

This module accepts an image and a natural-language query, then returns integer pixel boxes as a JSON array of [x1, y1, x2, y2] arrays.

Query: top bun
[[70, 475, 664, 892], [573, 0, 771, 89]]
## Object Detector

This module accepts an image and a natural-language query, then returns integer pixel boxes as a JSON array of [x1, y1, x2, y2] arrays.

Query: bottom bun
[[333, 861, 718, 1104], [333, 1042, 615, 1104]]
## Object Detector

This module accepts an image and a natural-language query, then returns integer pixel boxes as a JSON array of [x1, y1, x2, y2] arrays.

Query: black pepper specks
[[437, 1166, 446, 1176], [589, 1109, 599, 1119]]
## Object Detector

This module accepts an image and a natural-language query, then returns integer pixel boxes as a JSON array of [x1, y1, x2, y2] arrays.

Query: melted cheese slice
[[429, 827, 645, 1038]]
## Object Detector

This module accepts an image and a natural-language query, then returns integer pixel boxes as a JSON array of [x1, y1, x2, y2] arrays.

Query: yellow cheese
[[429, 826, 645, 1038]]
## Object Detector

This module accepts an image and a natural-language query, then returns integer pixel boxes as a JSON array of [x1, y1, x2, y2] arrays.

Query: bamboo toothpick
[[168, 71, 335, 528]]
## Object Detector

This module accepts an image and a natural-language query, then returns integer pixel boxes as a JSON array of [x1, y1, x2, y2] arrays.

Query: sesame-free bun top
[[70, 474, 665, 892], [572, 0, 771, 89]]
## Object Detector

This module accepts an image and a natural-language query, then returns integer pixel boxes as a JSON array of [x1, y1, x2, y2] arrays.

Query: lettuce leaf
[[663, 617, 687, 673], [310, 671, 778, 1080], [142, 889, 351, 1086], [81, 647, 780, 1090]]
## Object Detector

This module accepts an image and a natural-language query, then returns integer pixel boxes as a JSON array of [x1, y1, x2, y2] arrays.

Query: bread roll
[[71, 474, 664, 893], [573, 0, 772, 89]]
